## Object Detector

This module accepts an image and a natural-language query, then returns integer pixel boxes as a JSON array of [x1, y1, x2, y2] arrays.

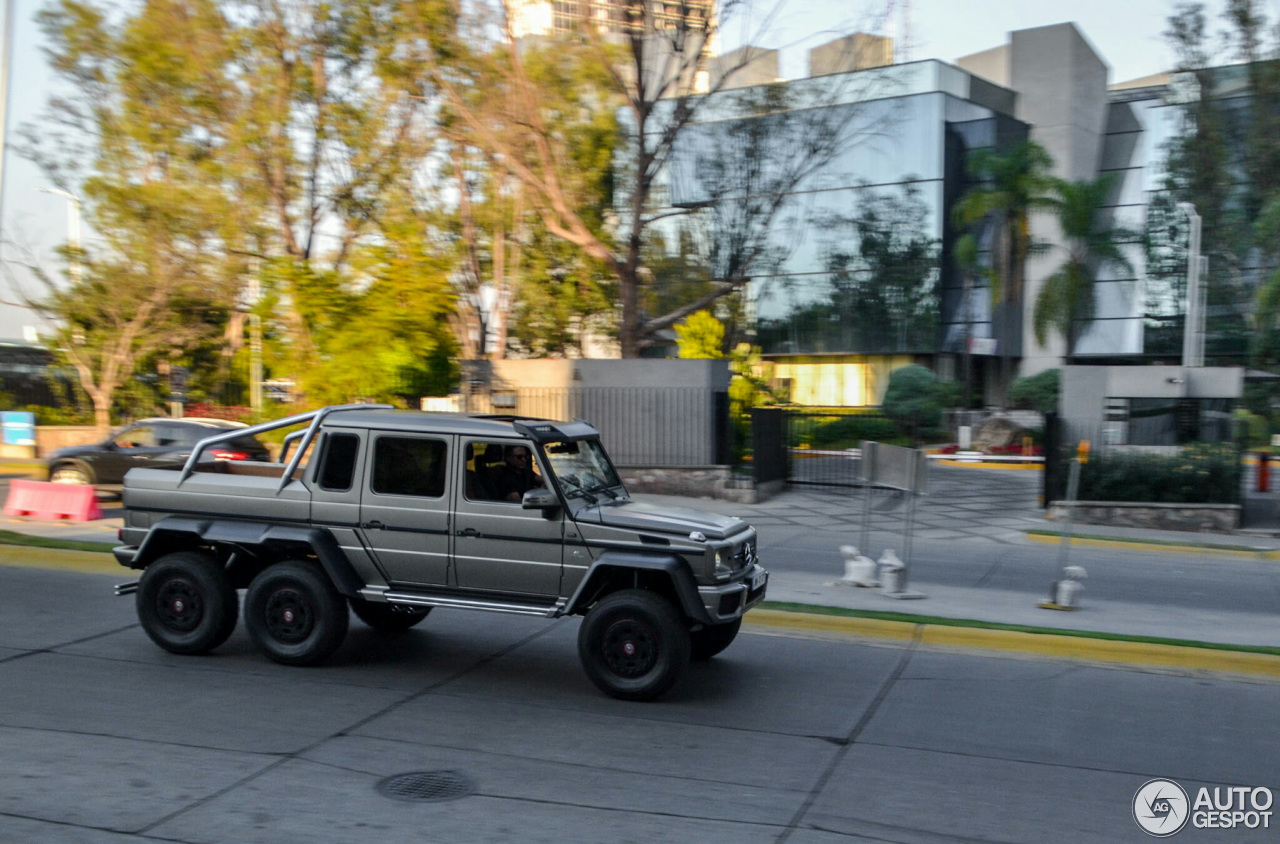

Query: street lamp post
[[37, 188, 82, 283]]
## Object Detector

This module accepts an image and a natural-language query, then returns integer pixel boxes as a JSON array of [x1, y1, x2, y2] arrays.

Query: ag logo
[[1134, 779, 1190, 837]]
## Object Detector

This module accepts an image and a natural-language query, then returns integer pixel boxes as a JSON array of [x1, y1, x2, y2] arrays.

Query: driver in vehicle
[[499, 445, 544, 502]]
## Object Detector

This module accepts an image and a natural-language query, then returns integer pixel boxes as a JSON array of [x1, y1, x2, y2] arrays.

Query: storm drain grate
[[376, 770, 476, 803]]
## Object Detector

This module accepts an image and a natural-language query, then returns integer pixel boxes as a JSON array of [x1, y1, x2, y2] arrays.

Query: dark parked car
[[47, 418, 271, 488]]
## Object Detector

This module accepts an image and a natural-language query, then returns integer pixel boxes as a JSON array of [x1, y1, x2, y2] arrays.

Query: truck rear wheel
[[690, 618, 741, 661], [137, 552, 238, 655], [244, 561, 348, 666], [578, 589, 690, 701], [349, 599, 431, 635]]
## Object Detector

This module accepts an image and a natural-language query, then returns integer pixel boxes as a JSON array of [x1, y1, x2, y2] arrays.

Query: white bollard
[[878, 548, 905, 593]]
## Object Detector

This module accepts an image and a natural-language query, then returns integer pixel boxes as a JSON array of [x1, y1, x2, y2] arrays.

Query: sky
[[0, 0, 1260, 341]]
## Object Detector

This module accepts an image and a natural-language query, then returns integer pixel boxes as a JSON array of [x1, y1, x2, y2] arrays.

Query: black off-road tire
[[577, 589, 691, 701], [244, 561, 349, 666], [49, 462, 93, 485], [349, 599, 431, 635], [136, 551, 238, 655], [690, 618, 742, 661]]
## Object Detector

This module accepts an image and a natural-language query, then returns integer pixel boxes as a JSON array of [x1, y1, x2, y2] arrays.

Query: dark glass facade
[[652, 68, 1028, 359]]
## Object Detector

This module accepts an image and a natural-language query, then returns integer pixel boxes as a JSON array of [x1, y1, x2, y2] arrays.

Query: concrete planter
[[1048, 500, 1241, 533]]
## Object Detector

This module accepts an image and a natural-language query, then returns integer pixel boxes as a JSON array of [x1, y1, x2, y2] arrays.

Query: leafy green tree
[[26, 0, 242, 433], [1032, 176, 1134, 355], [674, 311, 725, 360], [881, 364, 943, 445], [952, 140, 1056, 405]]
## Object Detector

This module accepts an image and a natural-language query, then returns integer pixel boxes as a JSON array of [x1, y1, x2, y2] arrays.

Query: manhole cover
[[376, 770, 476, 803]]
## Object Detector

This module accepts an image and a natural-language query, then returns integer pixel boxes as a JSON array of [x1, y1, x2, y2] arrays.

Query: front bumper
[[697, 564, 768, 623]]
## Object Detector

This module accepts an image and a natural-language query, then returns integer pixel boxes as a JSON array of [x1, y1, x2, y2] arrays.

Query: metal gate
[[753, 408, 894, 489]]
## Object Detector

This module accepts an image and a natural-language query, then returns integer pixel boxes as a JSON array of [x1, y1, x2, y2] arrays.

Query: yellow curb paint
[[0, 546, 120, 575], [1025, 531, 1267, 559], [745, 609, 918, 641], [934, 459, 1042, 470], [916, 625, 1280, 678], [746, 609, 1280, 679]]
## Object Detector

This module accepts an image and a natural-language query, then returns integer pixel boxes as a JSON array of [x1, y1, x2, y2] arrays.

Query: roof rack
[[178, 403, 394, 492]]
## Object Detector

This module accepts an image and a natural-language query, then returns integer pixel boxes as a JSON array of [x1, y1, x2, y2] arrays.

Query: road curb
[[744, 609, 1280, 679], [933, 459, 1042, 470], [1026, 531, 1280, 560]]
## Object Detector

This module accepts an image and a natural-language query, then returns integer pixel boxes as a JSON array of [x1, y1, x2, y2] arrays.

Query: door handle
[[458, 527, 480, 538], [362, 520, 385, 530]]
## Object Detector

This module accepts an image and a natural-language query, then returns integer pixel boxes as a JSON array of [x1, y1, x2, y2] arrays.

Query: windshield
[[542, 438, 623, 498]]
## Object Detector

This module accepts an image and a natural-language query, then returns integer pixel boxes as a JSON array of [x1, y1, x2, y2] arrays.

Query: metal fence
[[745, 407, 900, 490], [751, 407, 786, 486], [785, 408, 896, 489], [465, 386, 730, 468]]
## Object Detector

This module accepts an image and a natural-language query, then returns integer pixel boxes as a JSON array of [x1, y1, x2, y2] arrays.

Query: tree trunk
[[92, 392, 112, 438], [619, 263, 641, 358]]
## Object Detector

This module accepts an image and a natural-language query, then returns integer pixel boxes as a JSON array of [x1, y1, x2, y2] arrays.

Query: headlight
[[713, 550, 731, 581]]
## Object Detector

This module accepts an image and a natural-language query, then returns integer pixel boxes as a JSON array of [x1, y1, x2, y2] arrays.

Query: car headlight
[[713, 550, 731, 581]]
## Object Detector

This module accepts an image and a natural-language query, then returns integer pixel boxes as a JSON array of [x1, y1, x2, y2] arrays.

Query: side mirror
[[521, 488, 559, 511], [101, 441, 117, 451]]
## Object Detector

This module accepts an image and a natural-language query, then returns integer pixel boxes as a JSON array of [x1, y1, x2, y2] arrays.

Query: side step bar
[[374, 590, 567, 618]]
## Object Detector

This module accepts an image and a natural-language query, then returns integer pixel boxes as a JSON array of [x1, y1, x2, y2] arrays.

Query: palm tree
[[1033, 176, 1135, 356], [952, 140, 1057, 405]]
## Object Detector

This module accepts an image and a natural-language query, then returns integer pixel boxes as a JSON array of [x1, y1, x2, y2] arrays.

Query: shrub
[[797, 414, 902, 449], [1076, 443, 1241, 505], [1009, 368, 1059, 414], [882, 365, 942, 443]]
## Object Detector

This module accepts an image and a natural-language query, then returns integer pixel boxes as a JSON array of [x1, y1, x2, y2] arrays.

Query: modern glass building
[[643, 23, 1263, 407], [647, 55, 1029, 405]]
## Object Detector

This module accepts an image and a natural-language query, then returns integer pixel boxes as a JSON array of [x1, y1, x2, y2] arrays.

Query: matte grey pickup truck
[[113, 404, 768, 700]]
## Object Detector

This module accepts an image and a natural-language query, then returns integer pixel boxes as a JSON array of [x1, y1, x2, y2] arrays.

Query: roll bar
[[178, 404, 394, 492]]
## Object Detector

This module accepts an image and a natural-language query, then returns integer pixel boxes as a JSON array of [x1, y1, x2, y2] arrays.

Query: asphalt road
[[2, 564, 1278, 843]]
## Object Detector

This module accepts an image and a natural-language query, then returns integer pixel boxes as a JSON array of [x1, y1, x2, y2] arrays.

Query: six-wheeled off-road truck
[[112, 404, 767, 700]]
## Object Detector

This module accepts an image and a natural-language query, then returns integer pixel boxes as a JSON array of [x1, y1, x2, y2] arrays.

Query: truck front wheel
[[137, 552, 238, 655], [245, 561, 348, 666], [577, 589, 690, 701]]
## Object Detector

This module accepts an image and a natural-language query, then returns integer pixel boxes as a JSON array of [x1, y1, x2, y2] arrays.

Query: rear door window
[[371, 437, 447, 498], [318, 433, 361, 492]]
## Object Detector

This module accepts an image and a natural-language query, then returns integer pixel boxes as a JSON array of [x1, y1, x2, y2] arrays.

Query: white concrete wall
[[1010, 23, 1109, 380]]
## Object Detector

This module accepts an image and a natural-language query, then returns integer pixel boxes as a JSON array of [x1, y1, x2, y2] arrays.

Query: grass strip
[[0, 529, 115, 554], [758, 600, 1280, 657], [1026, 528, 1265, 553]]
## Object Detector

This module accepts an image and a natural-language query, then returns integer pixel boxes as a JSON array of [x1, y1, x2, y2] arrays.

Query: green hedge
[[1077, 443, 1241, 505], [790, 414, 905, 449]]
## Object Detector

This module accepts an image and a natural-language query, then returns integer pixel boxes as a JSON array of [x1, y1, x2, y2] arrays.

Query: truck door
[[358, 432, 454, 587], [452, 439, 563, 597]]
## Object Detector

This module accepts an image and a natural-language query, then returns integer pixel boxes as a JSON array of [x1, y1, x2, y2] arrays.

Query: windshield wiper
[[587, 482, 620, 500], [558, 476, 598, 505]]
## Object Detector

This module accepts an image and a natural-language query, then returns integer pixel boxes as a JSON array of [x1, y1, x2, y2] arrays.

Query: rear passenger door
[[358, 432, 454, 587]]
